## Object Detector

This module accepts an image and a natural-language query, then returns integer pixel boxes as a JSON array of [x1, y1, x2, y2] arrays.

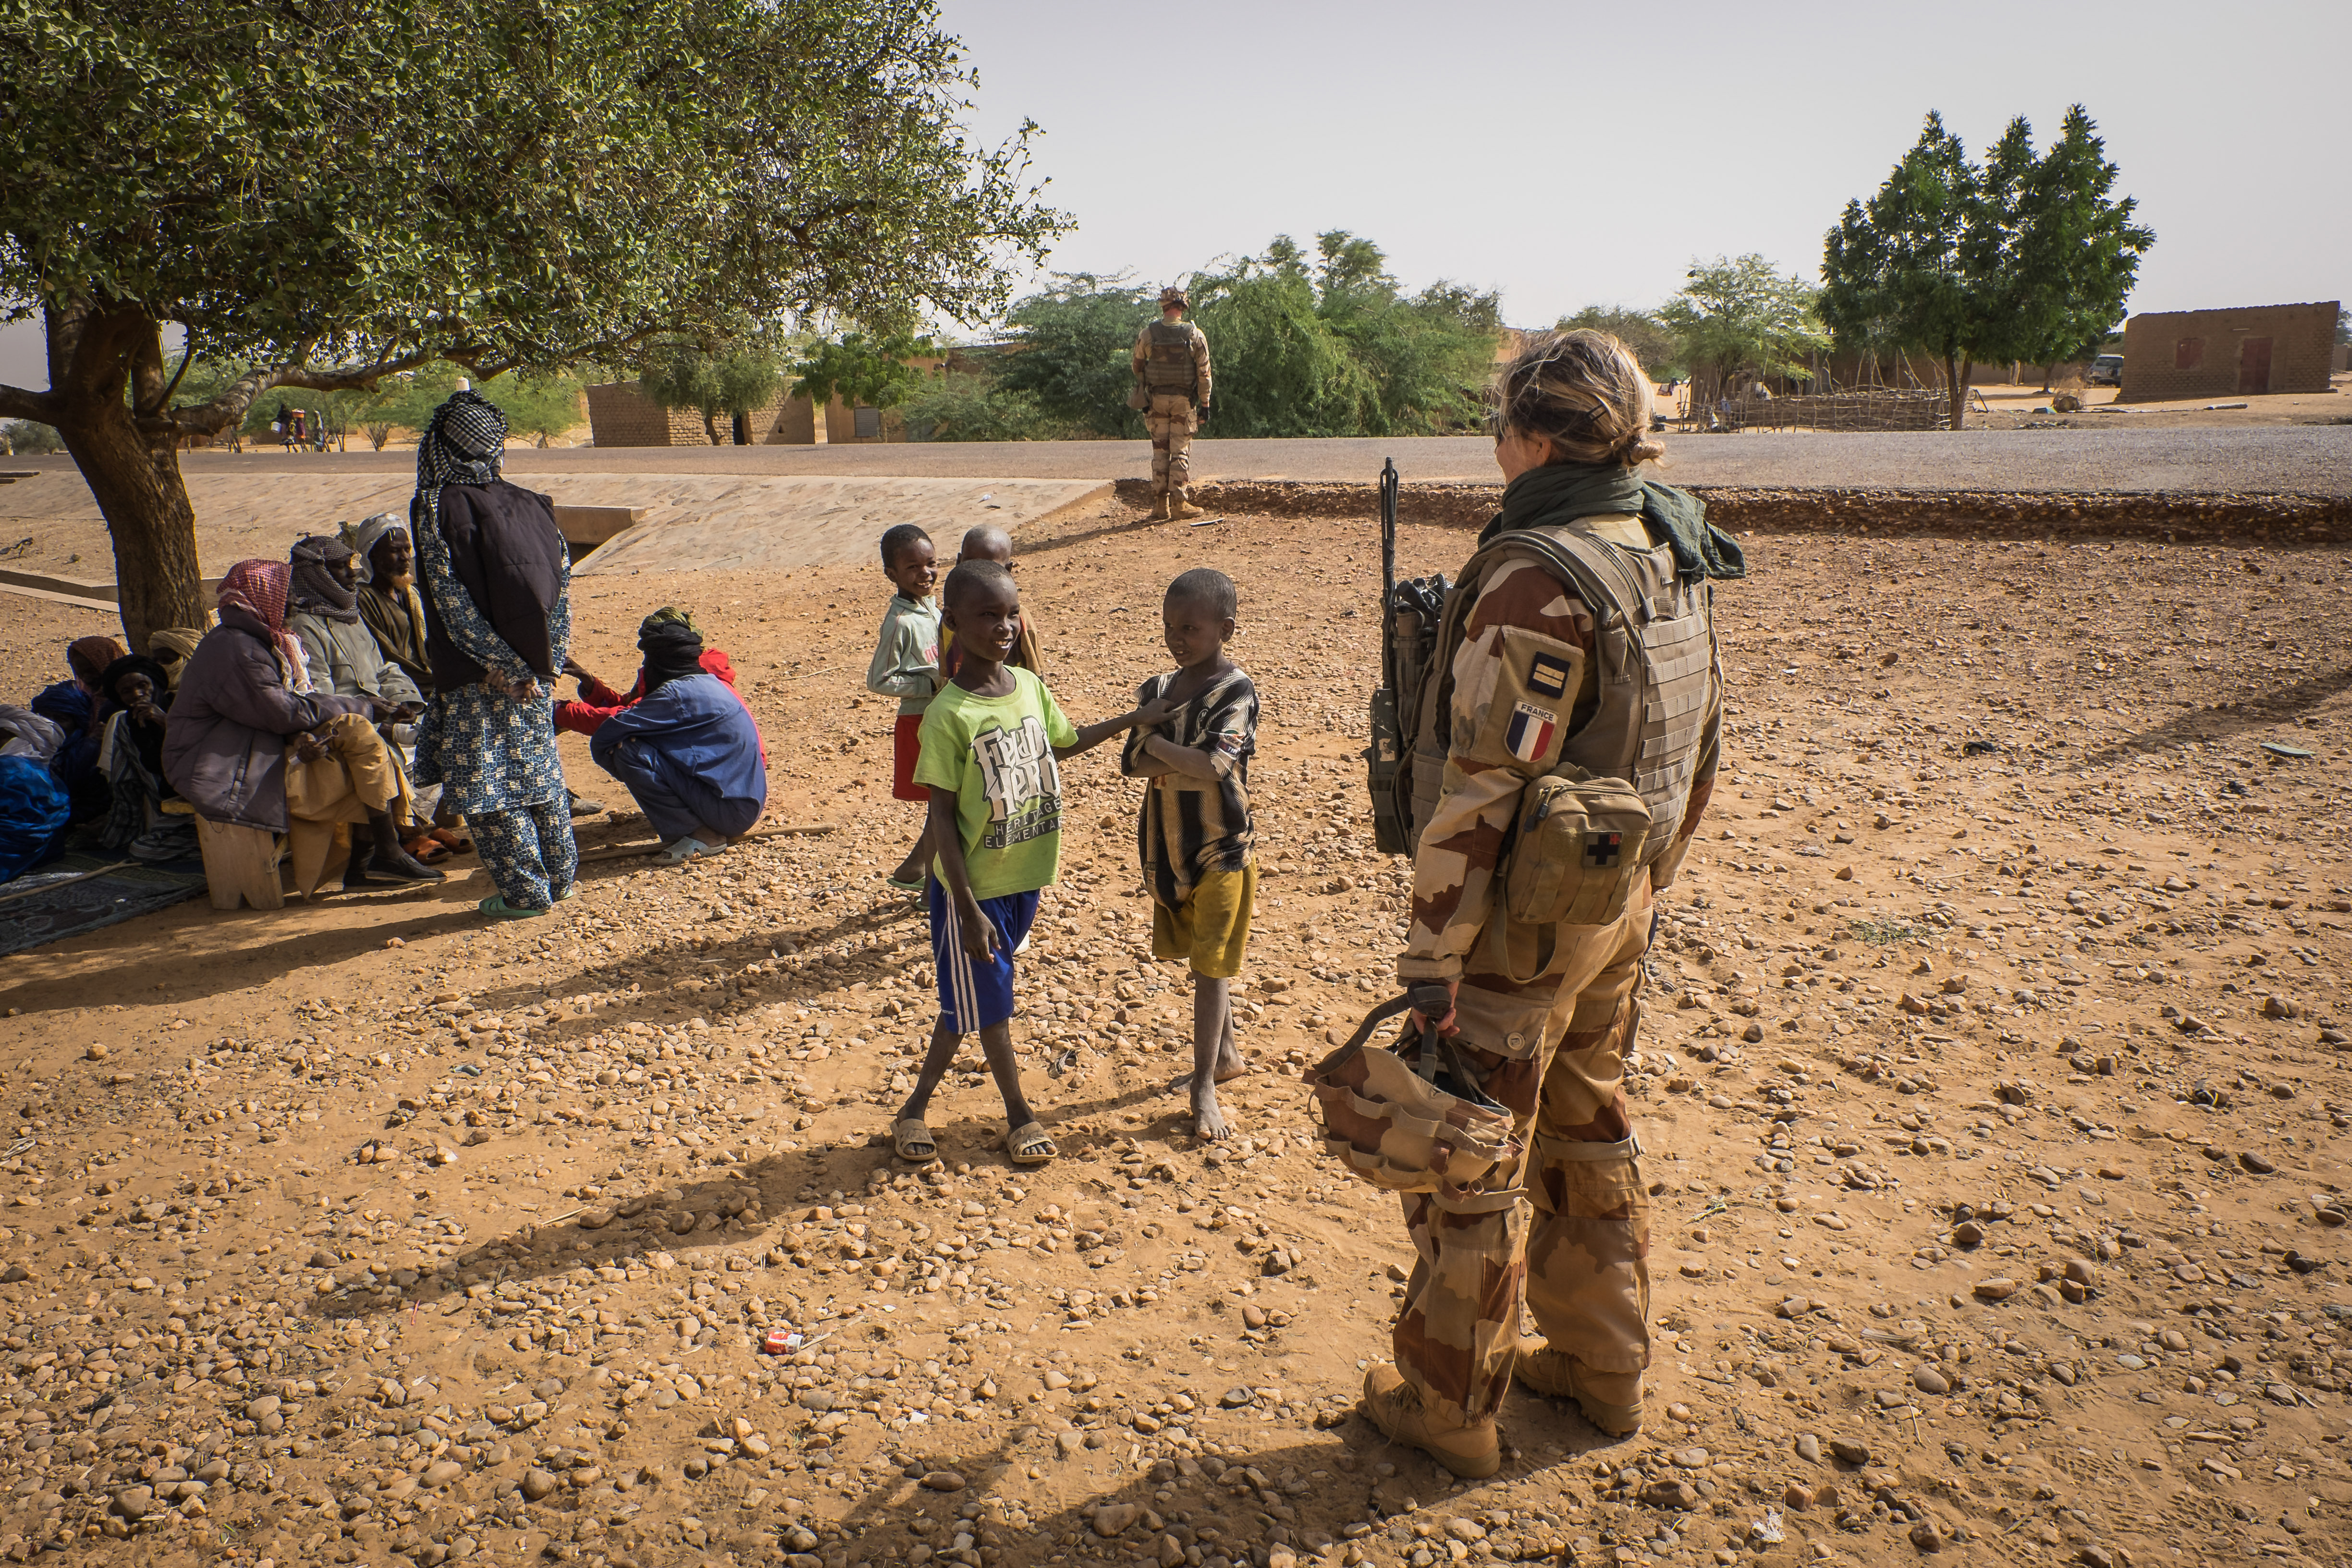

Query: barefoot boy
[[939, 525, 1043, 680], [865, 524, 940, 891], [893, 560, 1171, 1167], [1120, 568, 1260, 1139]]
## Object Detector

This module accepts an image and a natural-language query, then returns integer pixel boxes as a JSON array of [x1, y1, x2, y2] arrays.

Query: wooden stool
[[195, 818, 285, 910]]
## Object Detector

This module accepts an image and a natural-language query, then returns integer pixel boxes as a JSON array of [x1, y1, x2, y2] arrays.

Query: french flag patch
[[1505, 702, 1556, 763]]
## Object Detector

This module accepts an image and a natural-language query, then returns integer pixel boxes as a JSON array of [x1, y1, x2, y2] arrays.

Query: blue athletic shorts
[[929, 882, 1040, 1033]]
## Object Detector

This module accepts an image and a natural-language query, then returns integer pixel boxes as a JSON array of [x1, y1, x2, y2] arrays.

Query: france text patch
[[1504, 702, 1556, 763], [1526, 651, 1574, 699]]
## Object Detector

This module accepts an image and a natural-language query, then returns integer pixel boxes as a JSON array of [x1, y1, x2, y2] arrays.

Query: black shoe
[[346, 847, 446, 886], [568, 791, 606, 818]]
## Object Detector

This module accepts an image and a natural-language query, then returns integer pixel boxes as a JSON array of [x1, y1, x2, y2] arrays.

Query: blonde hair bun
[[1490, 330, 1662, 468]]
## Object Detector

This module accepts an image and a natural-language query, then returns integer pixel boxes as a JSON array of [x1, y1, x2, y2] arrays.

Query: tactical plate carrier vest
[[1141, 320, 1200, 399], [1397, 521, 1715, 879]]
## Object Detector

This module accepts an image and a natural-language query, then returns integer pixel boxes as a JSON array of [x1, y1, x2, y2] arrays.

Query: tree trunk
[[37, 305, 210, 649], [702, 409, 722, 445], [1946, 350, 1965, 432], [59, 400, 209, 651], [2041, 360, 2058, 393]]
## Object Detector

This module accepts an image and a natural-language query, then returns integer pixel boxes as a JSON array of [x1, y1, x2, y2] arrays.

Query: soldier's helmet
[[1159, 286, 1189, 309]]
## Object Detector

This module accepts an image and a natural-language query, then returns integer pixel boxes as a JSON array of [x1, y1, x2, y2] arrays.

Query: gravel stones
[[1830, 1438, 1872, 1466], [1092, 1502, 1141, 1536], [521, 1469, 560, 1501], [1973, 1277, 2019, 1301], [1912, 1366, 1951, 1396], [1795, 1433, 1822, 1463], [920, 1470, 967, 1492]]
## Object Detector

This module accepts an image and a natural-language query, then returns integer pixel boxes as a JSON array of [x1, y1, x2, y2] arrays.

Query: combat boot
[[1360, 1364, 1500, 1478], [1513, 1338, 1642, 1435], [1169, 489, 1206, 522], [1146, 491, 1171, 521]]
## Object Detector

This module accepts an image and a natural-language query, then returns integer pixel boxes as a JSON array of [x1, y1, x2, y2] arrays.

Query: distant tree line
[[1549, 107, 2149, 431], [899, 233, 1502, 441]]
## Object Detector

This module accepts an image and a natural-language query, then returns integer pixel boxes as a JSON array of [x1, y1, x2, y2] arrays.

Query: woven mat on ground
[[0, 848, 209, 957]]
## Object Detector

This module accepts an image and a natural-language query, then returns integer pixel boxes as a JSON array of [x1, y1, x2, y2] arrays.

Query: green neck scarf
[[1485, 462, 1747, 584]]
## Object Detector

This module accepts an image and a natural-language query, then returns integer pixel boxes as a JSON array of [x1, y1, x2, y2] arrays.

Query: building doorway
[[2239, 337, 2273, 395]]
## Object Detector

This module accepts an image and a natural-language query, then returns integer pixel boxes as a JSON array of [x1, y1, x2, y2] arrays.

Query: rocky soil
[[0, 497, 2347, 1568]]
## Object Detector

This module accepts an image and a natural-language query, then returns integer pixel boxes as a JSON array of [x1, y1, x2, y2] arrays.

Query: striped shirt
[[1119, 666, 1258, 907]]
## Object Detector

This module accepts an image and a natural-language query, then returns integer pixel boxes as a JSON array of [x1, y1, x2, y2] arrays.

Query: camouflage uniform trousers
[[1391, 877, 1654, 1431], [1145, 393, 1196, 496]]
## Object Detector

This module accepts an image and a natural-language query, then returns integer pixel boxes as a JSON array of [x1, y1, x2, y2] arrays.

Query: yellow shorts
[[1152, 864, 1256, 980]]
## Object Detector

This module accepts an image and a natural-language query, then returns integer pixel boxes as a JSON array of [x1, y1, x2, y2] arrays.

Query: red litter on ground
[[761, 1327, 795, 1355]]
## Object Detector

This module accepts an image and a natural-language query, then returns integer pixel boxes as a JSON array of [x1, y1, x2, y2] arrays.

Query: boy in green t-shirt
[[893, 560, 1171, 1169]]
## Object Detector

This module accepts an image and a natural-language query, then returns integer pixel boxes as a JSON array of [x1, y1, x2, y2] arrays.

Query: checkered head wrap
[[413, 390, 508, 540], [215, 559, 312, 692]]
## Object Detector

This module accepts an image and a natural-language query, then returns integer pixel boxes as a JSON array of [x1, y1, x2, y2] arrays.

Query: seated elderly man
[[588, 616, 767, 867], [287, 534, 425, 717], [288, 533, 450, 858], [164, 559, 444, 894], [340, 513, 435, 699]]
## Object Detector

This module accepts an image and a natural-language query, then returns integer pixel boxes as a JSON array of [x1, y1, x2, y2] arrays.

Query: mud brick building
[[584, 372, 937, 448], [2117, 301, 2339, 403]]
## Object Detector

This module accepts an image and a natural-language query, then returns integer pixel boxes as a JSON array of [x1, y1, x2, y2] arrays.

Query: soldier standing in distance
[[1132, 286, 1212, 521], [1358, 330, 1732, 1477]]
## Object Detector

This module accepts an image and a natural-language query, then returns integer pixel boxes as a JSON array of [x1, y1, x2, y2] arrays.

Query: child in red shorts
[[865, 524, 940, 891]]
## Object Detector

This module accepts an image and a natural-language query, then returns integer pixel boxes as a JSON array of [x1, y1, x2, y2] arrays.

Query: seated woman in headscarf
[[94, 654, 198, 861], [29, 635, 125, 823], [556, 606, 765, 762], [163, 559, 444, 894], [408, 391, 577, 918], [589, 618, 768, 867], [0, 706, 71, 883]]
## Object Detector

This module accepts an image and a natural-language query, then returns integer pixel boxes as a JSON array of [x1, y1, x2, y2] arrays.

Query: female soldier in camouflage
[[1360, 331, 1731, 1474]]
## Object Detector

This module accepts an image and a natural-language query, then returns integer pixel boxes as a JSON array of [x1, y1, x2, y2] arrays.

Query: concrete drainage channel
[[1120, 478, 2352, 546]]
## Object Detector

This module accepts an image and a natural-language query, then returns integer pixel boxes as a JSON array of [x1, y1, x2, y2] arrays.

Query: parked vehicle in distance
[[2090, 354, 2124, 386]]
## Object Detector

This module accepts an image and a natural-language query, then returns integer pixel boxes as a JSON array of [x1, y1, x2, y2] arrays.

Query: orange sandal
[[402, 834, 452, 865]]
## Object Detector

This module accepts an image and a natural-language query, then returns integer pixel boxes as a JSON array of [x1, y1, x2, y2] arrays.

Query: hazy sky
[[6, 0, 2344, 388]]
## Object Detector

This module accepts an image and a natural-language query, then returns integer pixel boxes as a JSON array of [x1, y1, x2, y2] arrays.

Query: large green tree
[[1997, 107, 2153, 388], [788, 329, 938, 422], [995, 274, 1160, 438], [1556, 306, 1684, 379], [1822, 109, 2149, 425], [1186, 233, 1498, 438], [640, 337, 790, 447], [1820, 112, 1992, 429], [0, 0, 1062, 647], [1657, 255, 1827, 396]]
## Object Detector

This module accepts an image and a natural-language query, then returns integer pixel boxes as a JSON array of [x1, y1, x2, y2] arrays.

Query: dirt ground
[[0, 492, 2349, 1568]]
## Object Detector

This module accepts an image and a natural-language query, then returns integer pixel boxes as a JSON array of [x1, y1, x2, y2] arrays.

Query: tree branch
[[145, 346, 446, 439], [0, 384, 61, 424]]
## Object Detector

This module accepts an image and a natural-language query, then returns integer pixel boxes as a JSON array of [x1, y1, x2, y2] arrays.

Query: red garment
[[891, 713, 923, 801], [555, 646, 765, 761]]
